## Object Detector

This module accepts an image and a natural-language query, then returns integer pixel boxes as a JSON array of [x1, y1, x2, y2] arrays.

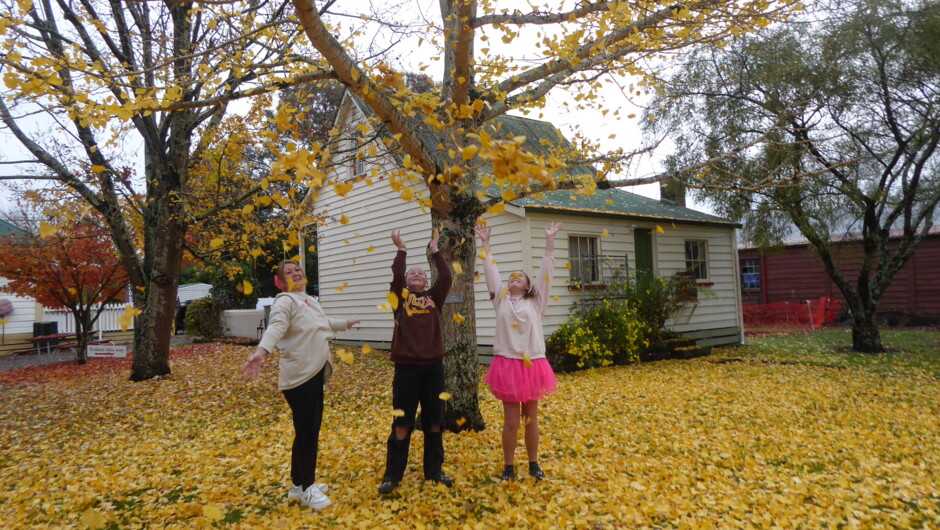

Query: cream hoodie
[[483, 253, 555, 360], [257, 291, 349, 390]]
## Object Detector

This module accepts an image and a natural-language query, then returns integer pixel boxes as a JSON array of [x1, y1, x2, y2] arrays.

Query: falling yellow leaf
[[522, 353, 533, 367], [332, 282, 350, 291], [68, 288, 77, 295], [553, 296, 560, 302], [455, 417, 467, 427], [334, 181, 354, 197], [479, 249, 487, 260], [452, 262, 463, 275], [487, 202, 506, 214], [361, 343, 373, 354], [90, 165, 107, 174], [210, 238, 224, 249], [565, 262, 573, 270], [376, 302, 392, 312], [386, 292, 399, 310], [401, 288, 409, 299], [367, 245, 375, 253], [117, 304, 142, 332], [656, 225, 665, 234], [391, 409, 405, 417], [602, 228, 610, 237], [336, 348, 354, 364], [340, 214, 350, 225], [39, 221, 57, 238], [242, 280, 253, 296], [439, 392, 452, 401], [453, 313, 465, 324]]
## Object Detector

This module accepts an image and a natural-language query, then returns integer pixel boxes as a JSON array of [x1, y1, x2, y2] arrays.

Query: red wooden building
[[739, 227, 940, 323]]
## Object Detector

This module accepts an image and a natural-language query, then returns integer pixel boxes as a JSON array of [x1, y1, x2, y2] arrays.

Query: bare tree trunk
[[850, 299, 884, 354], [434, 206, 485, 432], [130, 164, 187, 381]]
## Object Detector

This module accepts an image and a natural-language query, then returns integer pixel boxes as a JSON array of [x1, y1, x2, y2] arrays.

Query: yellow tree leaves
[[1, 340, 939, 526]]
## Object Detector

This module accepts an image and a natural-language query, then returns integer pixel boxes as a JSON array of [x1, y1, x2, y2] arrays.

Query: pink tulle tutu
[[485, 355, 558, 403]]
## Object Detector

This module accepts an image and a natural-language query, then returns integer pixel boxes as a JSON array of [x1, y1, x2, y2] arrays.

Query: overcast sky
[[0, 1, 682, 217]]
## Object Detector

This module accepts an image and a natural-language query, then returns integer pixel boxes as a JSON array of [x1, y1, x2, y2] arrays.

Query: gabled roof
[[341, 91, 736, 228], [513, 188, 740, 228], [343, 91, 595, 178]]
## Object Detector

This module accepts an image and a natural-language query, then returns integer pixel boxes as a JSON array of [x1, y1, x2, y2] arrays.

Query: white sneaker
[[300, 486, 331, 511], [288, 483, 329, 501]]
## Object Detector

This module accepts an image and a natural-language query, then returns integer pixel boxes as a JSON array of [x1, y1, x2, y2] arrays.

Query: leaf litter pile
[[1, 343, 938, 528]]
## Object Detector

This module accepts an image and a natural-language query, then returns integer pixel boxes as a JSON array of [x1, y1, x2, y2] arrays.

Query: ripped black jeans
[[381, 361, 445, 482]]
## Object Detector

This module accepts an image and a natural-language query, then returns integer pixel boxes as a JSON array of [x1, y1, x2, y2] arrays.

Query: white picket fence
[[43, 304, 133, 339], [44, 305, 264, 340]]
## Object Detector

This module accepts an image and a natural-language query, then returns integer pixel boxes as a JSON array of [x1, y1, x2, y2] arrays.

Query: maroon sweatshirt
[[389, 249, 452, 365]]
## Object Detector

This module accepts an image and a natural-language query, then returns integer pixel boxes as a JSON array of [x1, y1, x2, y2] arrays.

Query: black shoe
[[501, 465, 515, 481], [528, 462, 545, 480], [428, 472, 454, 487], [378, 481, 398, 494]]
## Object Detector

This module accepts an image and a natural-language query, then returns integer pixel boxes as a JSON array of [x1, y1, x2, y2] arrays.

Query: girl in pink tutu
[[474, 221, 563, 481]]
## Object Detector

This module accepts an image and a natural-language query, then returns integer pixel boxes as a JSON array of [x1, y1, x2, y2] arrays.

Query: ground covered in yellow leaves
[[1, 341, 938, 528]]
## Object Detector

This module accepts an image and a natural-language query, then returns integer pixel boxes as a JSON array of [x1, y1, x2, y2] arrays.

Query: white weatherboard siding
[[654, 224, 740, 334], [0, 277, 42, 336], [316, 169, 430, 344]]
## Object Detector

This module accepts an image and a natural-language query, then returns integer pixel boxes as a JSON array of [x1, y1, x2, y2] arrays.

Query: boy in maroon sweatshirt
[[378, 229, 454, 495]]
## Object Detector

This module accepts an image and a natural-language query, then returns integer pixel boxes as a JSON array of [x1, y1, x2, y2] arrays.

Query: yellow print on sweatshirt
[[404, 293, 436, 317]]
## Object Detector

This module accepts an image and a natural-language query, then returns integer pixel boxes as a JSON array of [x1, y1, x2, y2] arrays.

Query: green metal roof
[[0, 219, 28, 237], [345, 92, 735, 228], [348, 93, 594, 178], [512, 188, 740, 228]]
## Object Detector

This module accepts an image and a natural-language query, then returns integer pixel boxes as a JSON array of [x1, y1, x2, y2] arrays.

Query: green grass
[[714, 328, 940, 378]]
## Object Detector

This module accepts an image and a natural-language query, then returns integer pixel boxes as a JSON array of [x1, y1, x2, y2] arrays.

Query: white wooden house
[[0, 219, 44, 355], [312, 93, 744, 357]]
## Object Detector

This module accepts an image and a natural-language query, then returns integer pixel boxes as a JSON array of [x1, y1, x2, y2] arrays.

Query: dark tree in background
[[648, 0, 940, 352]]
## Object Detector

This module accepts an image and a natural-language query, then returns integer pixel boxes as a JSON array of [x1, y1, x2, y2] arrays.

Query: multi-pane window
[[350, 130, 367, 176], [684, 240, 708, 280], [741, 258, 761, 290], [569, 236, 599, 283]]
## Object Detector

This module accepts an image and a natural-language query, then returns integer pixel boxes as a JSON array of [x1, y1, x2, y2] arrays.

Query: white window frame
[[741, 258, 761, 290], [684, 240, 709, 281], [569, 235, 600, 283], [350, 129, 367, 177]]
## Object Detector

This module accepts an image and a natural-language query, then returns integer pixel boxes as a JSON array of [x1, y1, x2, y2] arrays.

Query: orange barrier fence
[[744, 297, 843, 328]]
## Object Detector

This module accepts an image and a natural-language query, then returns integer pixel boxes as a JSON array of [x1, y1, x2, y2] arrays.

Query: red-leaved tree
[[0, 221, 129, 364]]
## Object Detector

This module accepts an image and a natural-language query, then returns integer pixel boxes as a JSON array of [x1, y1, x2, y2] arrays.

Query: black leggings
[[282, 369, 325, 490]]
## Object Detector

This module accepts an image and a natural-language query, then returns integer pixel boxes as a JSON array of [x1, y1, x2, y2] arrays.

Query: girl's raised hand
[[474, 223, 491, 243], [391, 230, 406, 250], [545, 222, 563, 238], [429, 229, 440, 253]]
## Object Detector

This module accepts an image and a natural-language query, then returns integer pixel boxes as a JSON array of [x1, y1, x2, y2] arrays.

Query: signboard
[[445, 293, 464, 304], [88, 344, 127, 358]]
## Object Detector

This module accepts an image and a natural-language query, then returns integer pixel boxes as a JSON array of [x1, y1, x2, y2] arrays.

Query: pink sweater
[[483, 252, 555, 360]]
